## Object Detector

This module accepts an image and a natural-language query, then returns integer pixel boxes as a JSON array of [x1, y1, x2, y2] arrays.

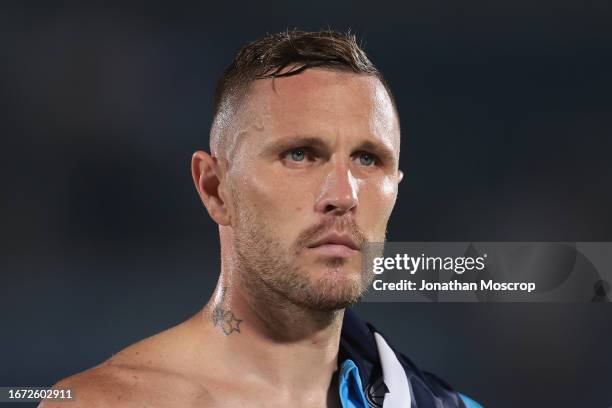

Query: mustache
[[295, 217, 367, 250]]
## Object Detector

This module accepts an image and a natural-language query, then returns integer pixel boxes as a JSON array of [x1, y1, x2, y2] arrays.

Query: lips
[[307, 232, 361, 251]]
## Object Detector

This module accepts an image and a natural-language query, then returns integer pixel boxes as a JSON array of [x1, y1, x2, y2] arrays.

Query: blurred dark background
[[1, 2, 612, 407]]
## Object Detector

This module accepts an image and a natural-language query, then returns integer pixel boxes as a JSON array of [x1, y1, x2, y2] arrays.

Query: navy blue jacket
[[340, 309, 480, 408]]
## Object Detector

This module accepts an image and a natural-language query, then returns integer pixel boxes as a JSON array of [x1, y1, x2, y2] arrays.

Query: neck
[[192, 271, 345, 403]]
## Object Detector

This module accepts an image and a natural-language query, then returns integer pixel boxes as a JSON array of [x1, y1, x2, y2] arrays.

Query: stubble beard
[[231, 196, 375, 313]]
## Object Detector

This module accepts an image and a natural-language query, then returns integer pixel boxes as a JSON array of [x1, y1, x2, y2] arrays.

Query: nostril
[[324, 204, 337, 213]]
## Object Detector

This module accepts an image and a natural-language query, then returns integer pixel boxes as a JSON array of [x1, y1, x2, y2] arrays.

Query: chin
[[313, 254, 363, 273], [300, 267, 369, 311], [307, 290, 363, 311]]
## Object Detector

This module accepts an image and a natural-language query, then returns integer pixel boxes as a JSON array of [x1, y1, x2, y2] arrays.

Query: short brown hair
[[210, 29, 397, 155]]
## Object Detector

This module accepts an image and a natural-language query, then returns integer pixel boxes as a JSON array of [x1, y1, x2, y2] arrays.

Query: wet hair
[[210, 29, 397, 156]]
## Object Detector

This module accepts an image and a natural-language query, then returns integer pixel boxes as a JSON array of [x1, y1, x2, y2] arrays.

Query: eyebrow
[[261, 135, 397, 165], [260, 136, 326, 155]]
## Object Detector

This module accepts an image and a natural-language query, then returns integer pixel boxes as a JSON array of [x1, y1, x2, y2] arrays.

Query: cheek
[[358, 177, 398, 226], [239, 167, 316, 227]]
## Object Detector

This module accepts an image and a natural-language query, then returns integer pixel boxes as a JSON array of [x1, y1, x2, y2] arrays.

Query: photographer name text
[[372, 279, 536, 293]]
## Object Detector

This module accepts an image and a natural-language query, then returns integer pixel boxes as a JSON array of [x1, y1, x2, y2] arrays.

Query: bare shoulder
[[39, 359, 214, 408], [37, 363, 136, 408], [39, 317, 217, 408]]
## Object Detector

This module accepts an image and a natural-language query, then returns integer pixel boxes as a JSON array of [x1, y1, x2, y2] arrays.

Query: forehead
[[241, 68, 400, 152]]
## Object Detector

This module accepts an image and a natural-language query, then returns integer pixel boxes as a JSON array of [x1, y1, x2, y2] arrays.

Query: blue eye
[[290, 149, 306, 161], [358, 152, 376, 166]]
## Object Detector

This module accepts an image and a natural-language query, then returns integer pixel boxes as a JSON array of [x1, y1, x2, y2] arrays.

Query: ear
[[191, 150, 231, 226], [398, 169, 404, 183]]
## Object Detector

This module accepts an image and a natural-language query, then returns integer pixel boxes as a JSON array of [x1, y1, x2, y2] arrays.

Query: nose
[[314, 159, 359, 215]]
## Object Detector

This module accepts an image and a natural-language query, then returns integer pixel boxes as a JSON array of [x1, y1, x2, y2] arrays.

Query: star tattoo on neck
[[212, 307, 243, 336]]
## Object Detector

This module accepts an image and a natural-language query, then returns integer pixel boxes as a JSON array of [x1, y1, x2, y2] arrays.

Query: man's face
[[224, 68, 401, 311]]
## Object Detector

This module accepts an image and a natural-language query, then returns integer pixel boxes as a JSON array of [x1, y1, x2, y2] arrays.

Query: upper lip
[[308, 232, 360, 250]]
